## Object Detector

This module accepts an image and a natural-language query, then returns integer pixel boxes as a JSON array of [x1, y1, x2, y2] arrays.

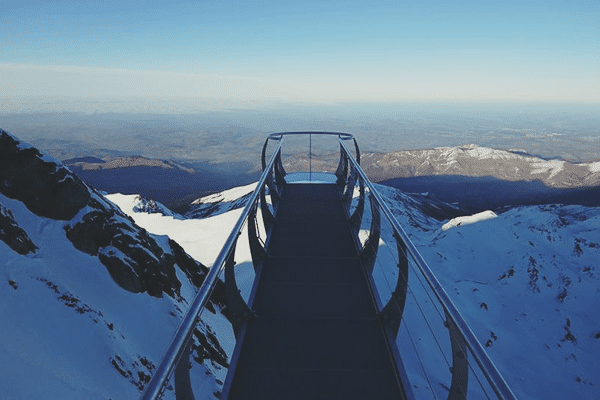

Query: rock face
[[0, 129, 91, 220], [1, 128, 230, 397], [0, 127, 222, 303], [0, 204, 38, 255], [133, 195, 183, 219], [63, 196, 208, 298]]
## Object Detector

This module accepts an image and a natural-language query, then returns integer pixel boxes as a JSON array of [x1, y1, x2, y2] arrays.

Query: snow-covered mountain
[[3, 126, 599, 399], [374, 184, 600, 400], [362, 144, 600, 188], [63, 155, 196, 172], [182, 183, 257, 219], [0, 129, 232, 399]]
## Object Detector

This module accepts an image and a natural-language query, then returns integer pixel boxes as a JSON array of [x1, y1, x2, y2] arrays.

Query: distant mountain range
[[361, 144, 600, 188], [64, 155, 261, 208], [63, 155, 196, 173], [63, 143, 600, 213]]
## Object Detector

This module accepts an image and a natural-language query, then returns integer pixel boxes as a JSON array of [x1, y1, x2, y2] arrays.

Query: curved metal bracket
[[359, 198, 381, 274], [335, 145, 349, 189], [274, 150, 286, 187], [224, 241, 253, 337], [378, 234, 409, 338], [248, 204, 267, 273], [348, 178, 365, 238], [174, 338, 195, 400], [266, 169, 282, 204], [342, 162, 358, 212], [446, 311, 469, 400], [263, 138, 283, 204], [259, 184, 276, 233], [261, 137, 269, 172], [353, 137, 361, 165]]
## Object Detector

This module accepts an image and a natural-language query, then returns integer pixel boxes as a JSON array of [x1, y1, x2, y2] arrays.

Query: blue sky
[[1, 0, 598, 103]]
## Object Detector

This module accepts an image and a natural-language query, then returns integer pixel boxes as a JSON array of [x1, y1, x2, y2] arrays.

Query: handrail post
[[446, 311, 469, 400], [359, 197, 381, 274], [225, 240, 253, 337], [140, 138, 282, 400], [174, 337, 195, 400], [379, 233, 409, 338], [338, 139, 517, 400]]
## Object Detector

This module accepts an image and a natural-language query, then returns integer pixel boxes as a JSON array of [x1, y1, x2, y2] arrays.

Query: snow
[[589, 161, 600, 173], [105, 193, 259, 267], [191, 182, 257, 205], [531, 159, 566, 179], [442, 210, 498, 231], [1, 195, 174, 398], [347, 182, 600, 399], [1, 190, 233, 399], [391, 199, 598, 399]]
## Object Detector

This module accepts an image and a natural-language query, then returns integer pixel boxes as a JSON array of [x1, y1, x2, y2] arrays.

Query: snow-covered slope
[[374, 183, 600, 399], [182, 182, 257, 219], [0, 129, 232, 399]]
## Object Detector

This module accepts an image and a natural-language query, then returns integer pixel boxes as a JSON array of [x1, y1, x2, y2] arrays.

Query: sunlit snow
[[441, 210, 498, 231]]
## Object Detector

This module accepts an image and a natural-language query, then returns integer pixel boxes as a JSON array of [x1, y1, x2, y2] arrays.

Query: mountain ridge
[[361, 143, 600, 188], [1, 128, 231, 398]]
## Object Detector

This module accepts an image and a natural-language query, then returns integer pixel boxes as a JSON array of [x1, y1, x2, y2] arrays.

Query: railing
[[336, 139, 518, 400], [140, 132, 517, 400], [140, 136, 285, 400]]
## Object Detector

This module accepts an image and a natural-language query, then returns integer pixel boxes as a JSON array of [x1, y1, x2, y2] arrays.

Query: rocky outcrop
[[0, 204, 38, 255], [1, 128, 230, 397], [1, 128, 224, 305], [63, 196, 215, 300], [0, 129, 90, 220], [133, 195, 182, 218]]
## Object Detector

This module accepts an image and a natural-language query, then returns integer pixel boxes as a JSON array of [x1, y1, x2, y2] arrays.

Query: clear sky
[[1, 0, 599, 104]]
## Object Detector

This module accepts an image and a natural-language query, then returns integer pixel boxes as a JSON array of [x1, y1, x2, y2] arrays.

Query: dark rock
[[192, 324, 229, 369], [0, 204, 38, 255], [0, 129, 90, 220], [98, 250, 144, 294], [63, 195, 221, 301]]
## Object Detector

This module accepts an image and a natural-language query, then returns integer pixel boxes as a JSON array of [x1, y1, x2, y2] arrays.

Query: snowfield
[[375, 184, 600, 400]]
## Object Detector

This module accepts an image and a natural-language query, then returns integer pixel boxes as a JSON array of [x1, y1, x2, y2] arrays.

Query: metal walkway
[[224, 183, 406, 399], [141, 132, 517, 400]]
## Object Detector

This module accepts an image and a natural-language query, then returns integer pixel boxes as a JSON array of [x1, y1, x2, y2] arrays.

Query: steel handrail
[[140, 137, 283, 400], [339, 140, 517, 400], [267, 131, 354, 140]]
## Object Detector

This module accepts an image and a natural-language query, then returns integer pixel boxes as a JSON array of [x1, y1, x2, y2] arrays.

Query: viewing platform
[[141, 132, 517, 400]]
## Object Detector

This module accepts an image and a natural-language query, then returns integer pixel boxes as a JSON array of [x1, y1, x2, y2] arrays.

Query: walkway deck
[[225, 182, 406, 399]]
